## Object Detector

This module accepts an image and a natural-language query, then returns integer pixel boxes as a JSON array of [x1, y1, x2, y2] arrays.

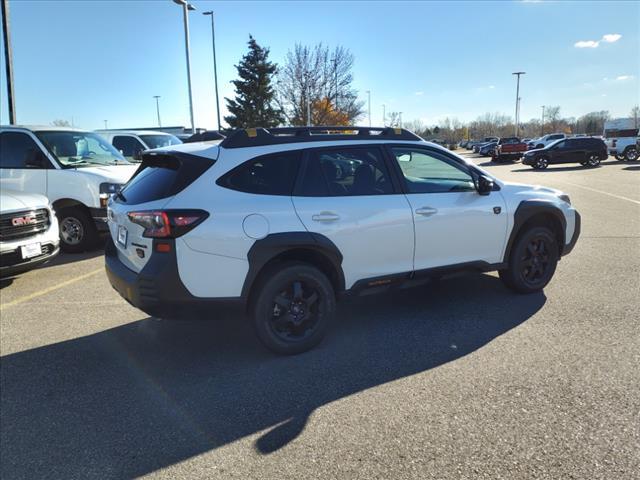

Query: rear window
[[604, 129, 638, 139], [117, 153, 213, 204]]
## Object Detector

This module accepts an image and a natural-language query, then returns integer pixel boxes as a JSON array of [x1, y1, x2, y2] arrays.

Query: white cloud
[[574, 33, 622, 49], [616, 75, 634, 81], [575, 40, 599, 48], [414, 91, 424, 96], [602, 34, 622, 43], [488, 85, 495, 89]]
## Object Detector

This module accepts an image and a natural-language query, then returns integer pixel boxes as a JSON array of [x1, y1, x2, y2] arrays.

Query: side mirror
[[24, 149, 47, 169], [476, 175, 494, 195]]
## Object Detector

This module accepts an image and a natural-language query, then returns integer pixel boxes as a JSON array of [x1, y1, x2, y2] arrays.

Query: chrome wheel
[[587, 154, 600, 167], [625, 148, 638, 161], [60, 216, 84, 245], [535, 157, 549, 169]]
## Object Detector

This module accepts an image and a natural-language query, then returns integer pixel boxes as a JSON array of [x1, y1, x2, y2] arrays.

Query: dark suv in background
[[522, 137, 608, 169]]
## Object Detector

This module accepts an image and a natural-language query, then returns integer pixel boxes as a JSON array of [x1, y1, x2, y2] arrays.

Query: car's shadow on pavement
[[512, 160, 628, 173], [1, 273, 546, 479]]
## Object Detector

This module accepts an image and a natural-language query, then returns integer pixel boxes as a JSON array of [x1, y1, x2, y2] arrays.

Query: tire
[[615, 154, 626, 161], [499, 226, 559, 294], [251, 263, 336, 355], [586, 154, 601, 167], [533, 157, 549, 170], [57, 207, 98, 253], [625, 147, 638, 162]]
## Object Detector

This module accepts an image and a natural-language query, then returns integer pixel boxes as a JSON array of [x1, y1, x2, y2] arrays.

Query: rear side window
[[118, 153, 213, 204], [296, 147, 394, 197], [217, 151, 300, 196]]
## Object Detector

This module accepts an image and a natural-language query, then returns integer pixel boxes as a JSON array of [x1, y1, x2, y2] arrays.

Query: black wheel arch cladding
[[242, 232, 345, 299], [503, 200, 567, 263]]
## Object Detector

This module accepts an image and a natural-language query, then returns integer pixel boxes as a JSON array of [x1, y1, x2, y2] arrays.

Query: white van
[[96, 130, 182, 162], [0, 126, 138, 252]]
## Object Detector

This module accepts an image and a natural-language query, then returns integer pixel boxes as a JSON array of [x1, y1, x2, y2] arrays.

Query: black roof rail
[[219, 126, 423, 149]]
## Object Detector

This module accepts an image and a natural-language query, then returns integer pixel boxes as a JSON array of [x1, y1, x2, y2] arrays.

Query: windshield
[[36, 131, 130, 167], [139, 134, 182, 149]]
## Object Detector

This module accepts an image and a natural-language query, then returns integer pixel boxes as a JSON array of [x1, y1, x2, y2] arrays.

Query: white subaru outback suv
[[105, 127, 580, 354]]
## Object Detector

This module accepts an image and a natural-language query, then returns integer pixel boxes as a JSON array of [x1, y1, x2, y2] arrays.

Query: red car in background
[[492, 137, 528, 162]]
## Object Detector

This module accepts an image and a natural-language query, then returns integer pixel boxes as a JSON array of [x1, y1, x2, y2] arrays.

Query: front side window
[[391, 148, 475, 194], [139, 134, 182, 149], [297, 147, 393, 197], [0, 132, 45, 169], [113, 136, 146, 157], [35, 131, 129, 167], [218, 151, 300, 195]]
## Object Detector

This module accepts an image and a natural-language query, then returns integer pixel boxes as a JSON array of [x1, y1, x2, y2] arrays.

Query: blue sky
[[1, 0, 638, 130]]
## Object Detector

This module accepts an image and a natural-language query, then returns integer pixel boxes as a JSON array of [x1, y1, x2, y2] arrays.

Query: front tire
[[500, 226, 559, 294], [533, 157, 549, 169], [57, 207, 98, 253], [586, 154, 601, 167], [251, 263, 335, 355]]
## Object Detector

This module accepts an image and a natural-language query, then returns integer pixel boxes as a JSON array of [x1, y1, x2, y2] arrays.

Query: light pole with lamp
[[512, 71, 525, 137], [202, 11, 221, 131], [541, 105, 545, 136], [173, 0, 196, 134]]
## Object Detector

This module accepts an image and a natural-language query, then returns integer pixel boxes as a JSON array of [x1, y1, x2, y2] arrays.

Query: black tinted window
[[0, 132, 42, 168], [113, 136, 145, 156], [297, 147, 393, 197], [218, 151, 300, 196]]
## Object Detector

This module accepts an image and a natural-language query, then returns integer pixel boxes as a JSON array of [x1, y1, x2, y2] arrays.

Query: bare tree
[[277, 44, 364, 126], [631, 105, 639, 128], [544, 106, 561, 132], [51, 119, 71, 127]]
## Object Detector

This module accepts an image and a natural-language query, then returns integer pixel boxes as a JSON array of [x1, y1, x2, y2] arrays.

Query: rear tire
[[57, 207, 98, 253], [499, 226, 559, 294], [625, 147, 638, 162], [533, 157, 549, 170], [251, 263, 335, 355]]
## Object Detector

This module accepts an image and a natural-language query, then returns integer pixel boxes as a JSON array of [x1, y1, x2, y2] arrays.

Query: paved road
[[1, 154, 639, 479]]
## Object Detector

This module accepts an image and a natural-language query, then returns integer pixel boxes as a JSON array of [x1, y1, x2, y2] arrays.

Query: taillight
[[127, 210, 209, 238]]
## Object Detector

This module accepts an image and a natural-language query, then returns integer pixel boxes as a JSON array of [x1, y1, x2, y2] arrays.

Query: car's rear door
[[292, 145, 414, 288], [386, 145, 508, 271]]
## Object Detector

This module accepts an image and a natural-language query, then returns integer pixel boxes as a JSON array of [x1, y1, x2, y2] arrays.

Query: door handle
[[312, 212, 340, 222], [415, 207, 438, 217]]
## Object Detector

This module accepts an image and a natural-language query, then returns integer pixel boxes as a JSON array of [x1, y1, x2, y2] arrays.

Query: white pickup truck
[[603, 118, 639, 161], [0, 126, 138, 252]]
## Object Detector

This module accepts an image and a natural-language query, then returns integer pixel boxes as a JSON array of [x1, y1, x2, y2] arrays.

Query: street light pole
[[512, 71, 525, 137], [382, 104, 386, 126], [153, 95, 161, 127], [1, 0, 16, 124], [104, 120, 108, 129], [173, 0, 196, 134], [203, 11, 221, 131], [541, 105, 545, 136], [366, 90, 371, 127]]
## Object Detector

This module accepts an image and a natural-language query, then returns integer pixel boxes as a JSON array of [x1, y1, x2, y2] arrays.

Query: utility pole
[[153, 95, 161, 127], [512, 71, 525, 137], [173, 0, 196, 134], [382, 104, 386, 127], [2, 0, 16, 124], [203, 11, 221, 131], [103, 120, 108, 129], [541, 105, 545, 136], [366, 90, 371, 127]]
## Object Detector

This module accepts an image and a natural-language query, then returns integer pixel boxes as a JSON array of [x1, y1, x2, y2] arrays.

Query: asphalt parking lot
[[1, 153, 639, 479]]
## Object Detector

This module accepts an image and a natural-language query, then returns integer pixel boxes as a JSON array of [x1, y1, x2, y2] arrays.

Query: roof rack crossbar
[[220, 126, 422, 148]]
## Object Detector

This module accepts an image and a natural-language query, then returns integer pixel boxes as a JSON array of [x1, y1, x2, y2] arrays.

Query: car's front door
[[0, 131, 51, 196], [387, 146, 508, 271], [292, 145, 414, 288]]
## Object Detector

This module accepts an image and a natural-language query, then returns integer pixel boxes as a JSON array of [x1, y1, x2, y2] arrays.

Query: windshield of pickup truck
[[139, 134, 182, 149], [36, 131, 130, 167]]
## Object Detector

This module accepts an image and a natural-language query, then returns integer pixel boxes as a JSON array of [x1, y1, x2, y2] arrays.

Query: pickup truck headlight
[[99, 183, 123, 208], [559, 194, 571, 205]]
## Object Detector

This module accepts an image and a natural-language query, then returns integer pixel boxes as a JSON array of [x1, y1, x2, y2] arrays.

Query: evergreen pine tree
[[224, 36, 283, 128]]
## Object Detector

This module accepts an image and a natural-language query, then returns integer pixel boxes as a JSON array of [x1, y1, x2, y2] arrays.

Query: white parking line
[[0, 269, 103, 310], [550, 180, 640, 205]]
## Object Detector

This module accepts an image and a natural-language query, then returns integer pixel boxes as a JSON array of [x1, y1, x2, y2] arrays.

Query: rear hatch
[[107, 151, 215, 273]]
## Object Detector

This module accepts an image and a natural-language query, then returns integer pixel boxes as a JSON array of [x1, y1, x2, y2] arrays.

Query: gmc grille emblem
[[11, 215, 37, 226]]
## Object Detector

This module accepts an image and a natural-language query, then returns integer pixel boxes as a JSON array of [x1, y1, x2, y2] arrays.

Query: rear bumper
[[105, 237, 242, 317], [562, 210, 581, 256]]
